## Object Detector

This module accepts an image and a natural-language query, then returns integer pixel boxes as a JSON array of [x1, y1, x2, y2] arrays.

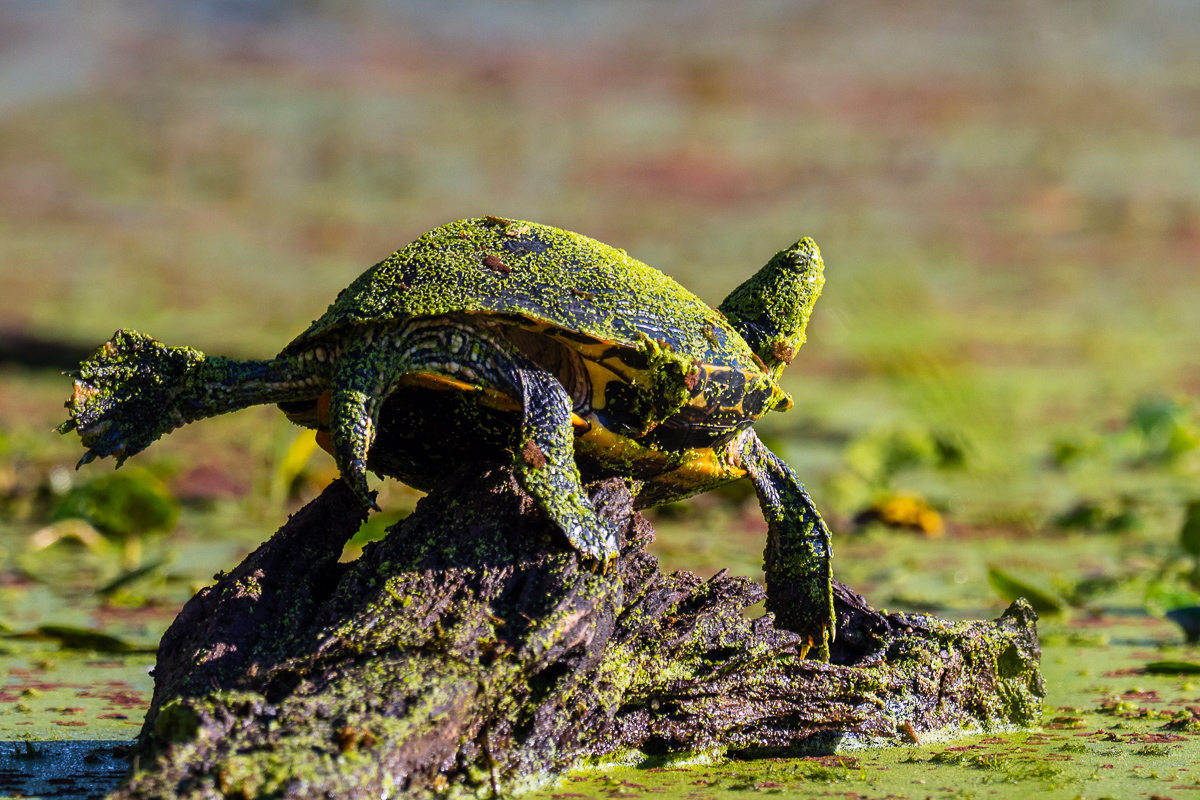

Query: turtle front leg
[[327, 333, 397, 511], [738, 430, 835, 661], [326, 322, 517, 511], [327, 321, 621, 561]]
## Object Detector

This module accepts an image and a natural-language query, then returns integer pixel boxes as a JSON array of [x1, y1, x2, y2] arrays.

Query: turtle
[[59, 216, 836, 658]]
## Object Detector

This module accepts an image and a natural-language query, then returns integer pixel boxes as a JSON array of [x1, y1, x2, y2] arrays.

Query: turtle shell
[[284, 217, 761, 373], [284, 217, 791, 463]]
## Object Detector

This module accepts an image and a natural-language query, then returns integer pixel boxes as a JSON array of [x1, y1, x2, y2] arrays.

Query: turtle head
[[718, 237, 825, 381]]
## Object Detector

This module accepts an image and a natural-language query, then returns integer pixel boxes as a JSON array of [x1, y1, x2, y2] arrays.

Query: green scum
[[58, 217, 835, 658]]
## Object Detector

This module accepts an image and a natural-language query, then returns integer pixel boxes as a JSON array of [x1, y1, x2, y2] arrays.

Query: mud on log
[[114, 470, 1044, 799]]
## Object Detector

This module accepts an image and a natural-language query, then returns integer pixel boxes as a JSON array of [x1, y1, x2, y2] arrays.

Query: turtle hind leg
[[739, 430, 835, 661], [60, 330, 197, 466], [514, 368, 621, 562], [62, 329, 323, 467]]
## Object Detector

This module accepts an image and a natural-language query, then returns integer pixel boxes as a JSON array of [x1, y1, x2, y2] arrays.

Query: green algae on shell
[[287, 217, 759, 371]]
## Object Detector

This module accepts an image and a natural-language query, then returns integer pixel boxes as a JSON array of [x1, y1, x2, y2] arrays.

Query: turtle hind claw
[[579, 550, 619, 576], [343, 473, 380, 512]]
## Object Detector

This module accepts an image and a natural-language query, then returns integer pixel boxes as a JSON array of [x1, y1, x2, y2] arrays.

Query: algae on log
[[116, 470, 1043, 799]]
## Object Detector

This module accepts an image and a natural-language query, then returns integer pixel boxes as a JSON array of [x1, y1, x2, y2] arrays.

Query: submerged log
[[114, 469, 1043, 799]]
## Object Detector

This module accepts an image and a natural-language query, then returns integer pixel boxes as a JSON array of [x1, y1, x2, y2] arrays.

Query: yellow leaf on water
[[29, 519, 107, 552]]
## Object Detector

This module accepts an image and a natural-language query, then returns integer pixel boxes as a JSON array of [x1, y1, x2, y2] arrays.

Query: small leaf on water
[[1181, 500, 1200, 558], [28, 519, 107, 552], [1145, 660, 1200, 675], [18, 526, 121, 590], [854, 493, 944, 537], [987, 568, 1064, 614], [96, 560, 166, 597], [14, 625, 134, 653]]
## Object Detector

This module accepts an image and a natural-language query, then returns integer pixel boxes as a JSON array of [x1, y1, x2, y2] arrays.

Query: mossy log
[[114, 470, 1044, 800]]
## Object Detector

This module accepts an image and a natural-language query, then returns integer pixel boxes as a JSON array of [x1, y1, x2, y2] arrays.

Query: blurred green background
[[0, 0, 1199, 665]]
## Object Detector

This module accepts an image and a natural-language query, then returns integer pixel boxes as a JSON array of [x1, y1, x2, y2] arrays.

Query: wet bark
[[112, 469, 1044, 800]]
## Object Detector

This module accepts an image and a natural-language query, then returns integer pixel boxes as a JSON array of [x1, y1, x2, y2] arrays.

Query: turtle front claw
[[766, 582, 835, 661], [795, 625, 835, 661], [328, 424, 381, 512], [577, 517, 621, 565], [329, 442, 376, 509], [583, 553, 618, 576]]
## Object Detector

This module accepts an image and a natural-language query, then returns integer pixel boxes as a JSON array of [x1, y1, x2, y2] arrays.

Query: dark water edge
[[0, 740, 130, 800]]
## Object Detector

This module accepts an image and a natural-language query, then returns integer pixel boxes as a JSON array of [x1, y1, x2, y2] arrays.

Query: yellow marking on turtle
[[573, 416, 745, 489], [68, 380, 100, 409], [487, 314, 793, 420], [575, 423, 672, 477], [579, 357, 623, 412], [655, 446, 746, 487], [298, 373, 591, 462], [397, 372, 590, 429]]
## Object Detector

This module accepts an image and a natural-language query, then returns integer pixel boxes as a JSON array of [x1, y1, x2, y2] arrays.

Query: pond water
[[528, 616, 1200, 800], [2, 616, 1197, 799], [0, 535, 1195, 799]]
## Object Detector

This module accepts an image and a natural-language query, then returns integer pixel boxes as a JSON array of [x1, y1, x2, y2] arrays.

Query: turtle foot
[[61, 330, 204, 465], [326, 385, 385, 513], [563, 514, 621, 564], [767, 590, 835, 662], [583, 551, 619, 576], [795, 629, 834, 661]]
